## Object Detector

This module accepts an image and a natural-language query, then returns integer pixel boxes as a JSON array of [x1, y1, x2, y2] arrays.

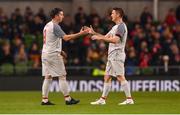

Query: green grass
[[0, 91, 179, 114]]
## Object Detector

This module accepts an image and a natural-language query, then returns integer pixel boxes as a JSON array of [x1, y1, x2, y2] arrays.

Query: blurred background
[[0, 0, 179, 92]]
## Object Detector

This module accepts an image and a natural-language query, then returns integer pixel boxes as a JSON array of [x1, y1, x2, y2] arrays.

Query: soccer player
[[41, 8, 89, 105], [89, 7, 134, 105]]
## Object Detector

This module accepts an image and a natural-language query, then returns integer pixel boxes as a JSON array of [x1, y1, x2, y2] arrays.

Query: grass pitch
[[0, 91, 179, 114]]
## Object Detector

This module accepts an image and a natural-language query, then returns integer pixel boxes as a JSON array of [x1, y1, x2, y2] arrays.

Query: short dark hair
[[112, 7, 124, 18], [50, 8, 62, 19]]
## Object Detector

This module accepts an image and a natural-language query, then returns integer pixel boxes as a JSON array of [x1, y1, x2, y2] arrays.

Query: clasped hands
[[80, 25, 99, 40]]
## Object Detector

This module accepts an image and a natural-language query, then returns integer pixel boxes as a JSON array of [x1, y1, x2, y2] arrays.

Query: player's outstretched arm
[[89, 25, 119, 43], [63, 27, 89, 41], [88, 25, 103, 36], [91, 34, 119, 44]]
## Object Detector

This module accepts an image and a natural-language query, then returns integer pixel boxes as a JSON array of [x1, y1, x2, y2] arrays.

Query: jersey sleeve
[[105, 31, 111, 37], [115, 24, 125, 38], [53, 23, 66, 38]]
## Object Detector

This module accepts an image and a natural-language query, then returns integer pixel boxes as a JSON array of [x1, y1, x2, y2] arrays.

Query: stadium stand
[[0, 5, 179, 76]]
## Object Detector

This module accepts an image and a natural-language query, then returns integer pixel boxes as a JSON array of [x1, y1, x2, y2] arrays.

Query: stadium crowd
[[0, 6, 179, 75]]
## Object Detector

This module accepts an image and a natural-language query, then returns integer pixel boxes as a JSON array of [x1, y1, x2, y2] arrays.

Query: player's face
[[57, 11, 64, 22], [111, 10, 119, 22]]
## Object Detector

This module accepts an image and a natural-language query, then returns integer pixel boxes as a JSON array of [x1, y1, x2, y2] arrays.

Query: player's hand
[[83, 26, 91, 31], [61, 50, 67, 59], [89, 25, 96, 35], [91, 35, 99, 40], [80, 26, 90, 35]]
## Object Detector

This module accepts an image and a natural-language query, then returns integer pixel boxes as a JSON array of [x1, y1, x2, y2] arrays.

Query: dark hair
[[50, 8, 62, 19], [112, 7, 124, 18]]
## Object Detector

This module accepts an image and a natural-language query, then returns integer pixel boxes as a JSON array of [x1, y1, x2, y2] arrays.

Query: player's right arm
[[89, 25, 119, 43], [91, 34, 119, 44], [90, 24, 125, 44], [54, 24, 89, 41]]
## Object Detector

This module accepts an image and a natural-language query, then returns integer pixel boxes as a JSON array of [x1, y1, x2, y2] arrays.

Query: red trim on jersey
[[115, 34, 122, 38], [43, 29, 46, 44]]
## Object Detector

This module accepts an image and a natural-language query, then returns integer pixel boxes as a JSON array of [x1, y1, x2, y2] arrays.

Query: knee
[[104, 75, 111, 83], [44, 75, 52, 80], [117, 75, 126, 82], [59, 75, 66, 81]]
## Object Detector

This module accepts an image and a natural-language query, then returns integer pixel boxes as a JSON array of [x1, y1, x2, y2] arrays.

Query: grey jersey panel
[[115, 24, 126, 39], [53, 23, 66, 38]]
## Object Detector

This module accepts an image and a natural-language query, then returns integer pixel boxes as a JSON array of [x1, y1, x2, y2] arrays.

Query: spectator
[[31, 15, 44, 35], [165, 8, 177, 26], [14, 44, 28, 64], [126, 46, 138, 66], [74, 6, 87, 32], [24, 6, 33, 22], [61, 14, 74, 34], [0, 41, 14, 65], [87, 46, 100, 66], [169, 43, 180, 65], [29, 42, 41, 69], [139, 41, 151, 67], [36, 8, 47, 22], [0, 6, 179, 76], [12, 35, 23, 53], [176, 5, 180, 22], [87, 7, 100, 25], [74, 6, 87, 25], [13, 8, 23, 24], [0, 7, 8, 23], [140, 6, 153, 27]]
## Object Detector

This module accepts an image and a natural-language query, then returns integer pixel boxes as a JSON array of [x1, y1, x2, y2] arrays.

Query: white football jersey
[[106, 22, 128, 61], [42, 21, 66, 54]]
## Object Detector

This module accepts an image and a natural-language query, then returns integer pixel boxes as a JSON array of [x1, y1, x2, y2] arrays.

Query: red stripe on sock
[[127, 97, 132, 99], [43, 97, 48, 99], [101, 97, 106, 100], [64, 95, 70, 98]]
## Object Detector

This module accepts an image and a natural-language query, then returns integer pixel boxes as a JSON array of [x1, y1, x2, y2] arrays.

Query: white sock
[[59, 79, 71, 101], [121, 80, 131, 98], [101, 82, 111, 99], [64, 95, 71, 101], [42, 78, 52, 102]]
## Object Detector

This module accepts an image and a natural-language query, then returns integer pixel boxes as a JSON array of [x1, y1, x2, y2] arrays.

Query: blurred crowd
[[0, 6, 179, 72]]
